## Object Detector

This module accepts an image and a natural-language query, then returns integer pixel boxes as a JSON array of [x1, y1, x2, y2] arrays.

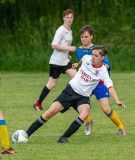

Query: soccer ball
[[12, 130, 28, 144]]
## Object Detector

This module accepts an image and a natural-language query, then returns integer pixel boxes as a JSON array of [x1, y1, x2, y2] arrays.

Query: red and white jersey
[[69, 55, 113, 97], [49, 25, 72, 66]]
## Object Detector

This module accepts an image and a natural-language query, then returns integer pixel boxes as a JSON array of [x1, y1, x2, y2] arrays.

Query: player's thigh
[[93, 84, 110, 100], [66, 68, 77, 79], [42, 101, 63, 120], [99, 98, 111, 114], [77, 104, 90, 121]]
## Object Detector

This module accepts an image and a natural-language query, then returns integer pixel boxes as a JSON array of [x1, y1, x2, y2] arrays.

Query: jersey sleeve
[[76, 47, 83, 61], [51, 29, 63, 45], [101, 69, 113, 88]]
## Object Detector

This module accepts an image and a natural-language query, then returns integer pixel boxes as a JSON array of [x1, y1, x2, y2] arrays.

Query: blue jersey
[[76, 45, 110, 75]]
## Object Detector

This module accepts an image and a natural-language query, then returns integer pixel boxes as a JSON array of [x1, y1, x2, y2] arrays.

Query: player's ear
[[101, 55, 104, 60], [91, 35, 93, 39]]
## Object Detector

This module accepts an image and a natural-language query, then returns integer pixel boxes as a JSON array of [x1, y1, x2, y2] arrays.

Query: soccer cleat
[[2, 147, 17, 154], [85, 120, 93, 136], [117, 128, 126, 136], [33, 101, 43, 111], [57, 136, 69, 143]]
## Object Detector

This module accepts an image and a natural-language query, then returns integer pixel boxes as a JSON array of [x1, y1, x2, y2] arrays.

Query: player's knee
[[80, 112, 89, 121], [101, 106, 110, 114]]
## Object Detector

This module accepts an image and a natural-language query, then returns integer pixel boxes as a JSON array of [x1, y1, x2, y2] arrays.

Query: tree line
[[0, 0, 135, 71]]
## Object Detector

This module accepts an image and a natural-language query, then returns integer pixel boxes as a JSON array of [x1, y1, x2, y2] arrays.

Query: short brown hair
[[63, 9, 74, 17], [79, 25, 94, 36], [92, 45, 108, 56]]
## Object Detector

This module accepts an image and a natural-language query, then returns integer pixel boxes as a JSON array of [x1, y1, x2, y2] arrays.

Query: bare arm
[[68, 55, 72, 60], [104, 64, 109, 69], [109, 87, 126, 109], [72, 60, 82, 69], [52, 45, 76, 52]]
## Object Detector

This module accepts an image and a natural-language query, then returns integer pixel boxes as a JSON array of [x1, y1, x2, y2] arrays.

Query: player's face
[[80, 31, 93, 47], [63, 13, 74, 27], [91, 50, 104, 67]]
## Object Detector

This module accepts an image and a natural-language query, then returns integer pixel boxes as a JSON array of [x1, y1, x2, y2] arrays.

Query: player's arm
[[72, 60, 82, 69], [68, 55, 72, 60], [52, 45, 76, 52], [102, 72, 126, 109], [109, 87, 126, 109], [51, 29, 76, 52]]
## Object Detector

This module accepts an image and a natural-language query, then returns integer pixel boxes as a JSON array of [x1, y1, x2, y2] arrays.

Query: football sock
[[38, 86, 50, 104], [0, 120, 10, 149], [26, 116, 46, 137], [62, 117, 84, 138], [85, 115, 91, 123], [107, 109, 124, 129]]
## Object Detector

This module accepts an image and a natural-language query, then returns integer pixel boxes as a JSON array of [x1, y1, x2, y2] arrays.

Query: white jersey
[[69, 55, 113, 97], [49, 25, 73, 66]]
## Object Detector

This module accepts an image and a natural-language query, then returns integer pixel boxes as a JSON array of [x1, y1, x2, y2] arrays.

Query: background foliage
[[0, 0, 135, 72]]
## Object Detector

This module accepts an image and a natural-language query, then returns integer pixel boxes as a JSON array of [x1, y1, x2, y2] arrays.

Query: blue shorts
[[92, 84, 110, 100]]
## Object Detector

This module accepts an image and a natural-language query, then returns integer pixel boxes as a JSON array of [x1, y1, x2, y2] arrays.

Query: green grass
[[0, 72, 135, 160]]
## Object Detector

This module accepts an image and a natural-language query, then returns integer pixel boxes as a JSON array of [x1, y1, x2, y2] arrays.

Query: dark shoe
[[2, 147, 17, 154], [33, 101, 43, 111], [57, 136, 68, 143]]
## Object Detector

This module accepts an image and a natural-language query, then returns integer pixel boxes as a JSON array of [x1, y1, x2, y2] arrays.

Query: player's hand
[[72, 63, 79, 69], [69, 46, 76, 52], [103, 63, 109, 69], [68, 55, 72, 60], [117, 101, 126, 109]]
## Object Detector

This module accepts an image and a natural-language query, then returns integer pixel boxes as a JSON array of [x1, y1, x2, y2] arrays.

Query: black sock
[[26, 116, 46, 137], [62, 117, 84, 138], [38, 86, 50, 104]]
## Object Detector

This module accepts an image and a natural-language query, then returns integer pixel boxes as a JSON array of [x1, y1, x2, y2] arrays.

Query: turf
[[0, 72, 134, 160]]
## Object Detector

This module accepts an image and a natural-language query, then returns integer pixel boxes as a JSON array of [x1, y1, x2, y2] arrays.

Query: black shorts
[[54, 84, 90, 113], [49, 62, 72, 79]]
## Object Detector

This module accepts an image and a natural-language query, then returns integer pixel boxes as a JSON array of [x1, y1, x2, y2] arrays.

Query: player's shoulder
[[57, 25, 65, 31], [82, 54, 91, 60], [76, 46, 83, 53], [77, 45, 83, 49]]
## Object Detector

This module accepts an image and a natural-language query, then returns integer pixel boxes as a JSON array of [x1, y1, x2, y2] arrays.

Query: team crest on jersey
[[95, 70, 99, 76]]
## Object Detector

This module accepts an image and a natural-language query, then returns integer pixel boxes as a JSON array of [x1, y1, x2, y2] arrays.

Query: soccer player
[[26, 45, 126, 143], [76, 25, 111, 136], [0, 78, 16, 154], [33, 9, 77, 111]]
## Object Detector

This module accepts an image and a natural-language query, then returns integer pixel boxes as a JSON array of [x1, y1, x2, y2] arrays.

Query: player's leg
[[58, 102, 90, 143], [27, 101, 64, 137], [33, 64, 61, 111], [99, 98, 126, 135], [0, 110, 16, 154], [65, 62, 77, 79], [65, 63, 93, 135], [65, 68, 77, 79], [85, 115, 93, 136]]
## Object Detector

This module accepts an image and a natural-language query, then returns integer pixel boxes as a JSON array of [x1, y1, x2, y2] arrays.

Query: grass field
[[0, 72, 135, 160]]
